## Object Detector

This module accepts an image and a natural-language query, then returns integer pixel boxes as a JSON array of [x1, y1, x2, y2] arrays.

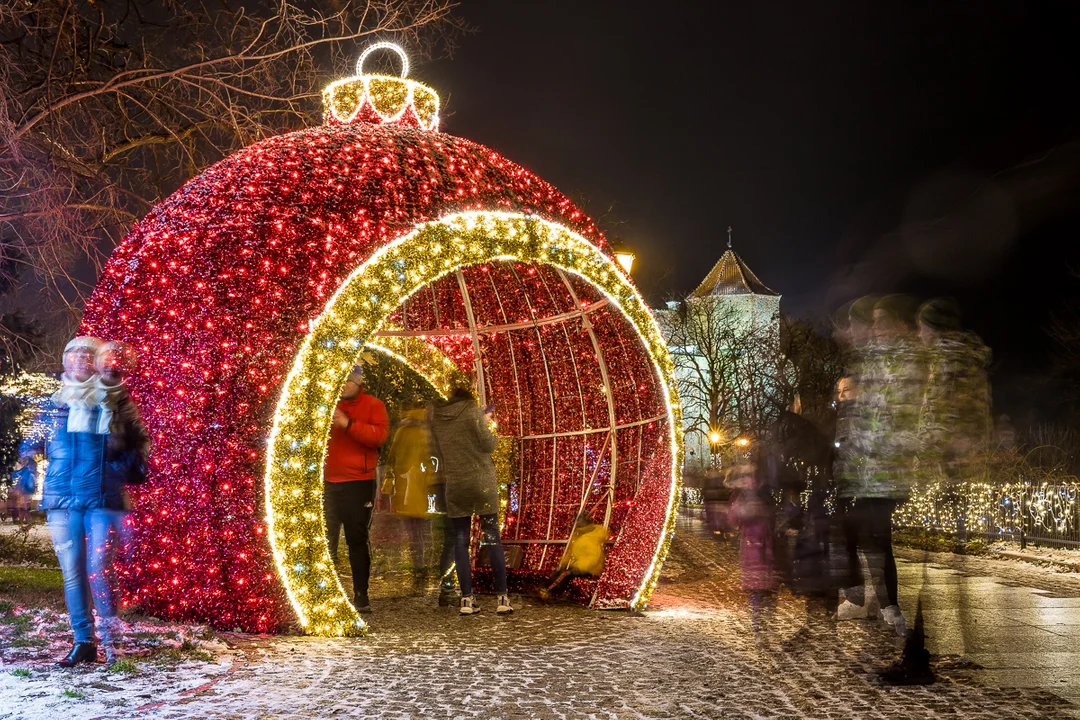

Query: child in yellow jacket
[[538, 511, 607, 601]]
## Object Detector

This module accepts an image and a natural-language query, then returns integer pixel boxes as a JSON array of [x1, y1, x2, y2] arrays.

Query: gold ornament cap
[[323, 42, 440, 130]]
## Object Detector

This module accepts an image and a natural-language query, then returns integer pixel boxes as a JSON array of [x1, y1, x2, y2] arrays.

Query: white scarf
[[95, 376, 132, 436], [52, 374, 106, 434]]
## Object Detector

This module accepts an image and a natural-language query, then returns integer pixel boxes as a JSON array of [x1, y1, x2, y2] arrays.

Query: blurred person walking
[[429, 386, 512, 616], [835, 296, 927, 636], [323, 365, 390, 613], [833, 296, 880, 621], [762, 398, 838, 644], [6, 459, 34, 522], [22, 337, 149, 666], [385, 400, 437, 595], [727, 456, 777, 639], [879, 299, 991, 685]]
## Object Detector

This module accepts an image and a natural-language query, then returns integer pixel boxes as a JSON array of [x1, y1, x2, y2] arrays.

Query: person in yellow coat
[[537, 511, 608, 601], [384, 401, 435, 593]]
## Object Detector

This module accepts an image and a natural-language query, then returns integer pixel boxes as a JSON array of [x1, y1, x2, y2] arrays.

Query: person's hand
[[333, 408, 349, 429]]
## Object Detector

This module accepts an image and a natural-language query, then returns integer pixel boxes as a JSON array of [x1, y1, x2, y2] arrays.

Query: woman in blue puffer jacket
[[20, 337, 149, 667]]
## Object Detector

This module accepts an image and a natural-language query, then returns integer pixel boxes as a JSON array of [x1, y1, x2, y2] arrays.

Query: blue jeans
[[47, 509, 129, 644], [452, 514, 507, 597]]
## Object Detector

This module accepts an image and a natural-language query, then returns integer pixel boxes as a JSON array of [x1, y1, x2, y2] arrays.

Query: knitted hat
[[874, 294, 920, 329], [96, 340, 137, 372], [918, 298, 962, 332], [96, 340, 132, 357], [832, 300, 854, 331], [64, 336, 103, 355], [848, 295, 880, 327], [346, 365, 364, 386]]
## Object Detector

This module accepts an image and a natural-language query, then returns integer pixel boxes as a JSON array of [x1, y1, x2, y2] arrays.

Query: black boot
[[880, 615, 934, 685], [879, 646, 934, 685], [353, 593, 372, 613], [56, 642, 98, 668]]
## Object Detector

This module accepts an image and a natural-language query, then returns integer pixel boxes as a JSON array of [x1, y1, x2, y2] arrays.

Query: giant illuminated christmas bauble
[[82, 44, 681, 635]]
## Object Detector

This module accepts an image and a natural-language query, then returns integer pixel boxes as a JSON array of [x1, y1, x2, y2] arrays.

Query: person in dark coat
[[21, 337, 149, 667], [762, 401, 838, 644], [429, 386, 512, 616]]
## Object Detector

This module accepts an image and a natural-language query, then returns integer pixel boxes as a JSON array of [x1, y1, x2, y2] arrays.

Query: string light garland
[[896, 478, 1080, 543], [80, 44, 681, 635], [357, 41, 411, 78]]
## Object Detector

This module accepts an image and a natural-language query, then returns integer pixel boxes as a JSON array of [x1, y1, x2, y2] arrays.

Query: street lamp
[[614, 251, 635, 275], [609, 236, 635, 276]]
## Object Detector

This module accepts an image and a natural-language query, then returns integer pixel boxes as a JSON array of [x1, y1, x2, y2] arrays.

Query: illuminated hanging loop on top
[[323, 42, 439, 130], [356, 40, 410, 78]]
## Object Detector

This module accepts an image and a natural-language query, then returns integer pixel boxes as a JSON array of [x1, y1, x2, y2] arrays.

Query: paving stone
[[3, 528, 1080, 718]]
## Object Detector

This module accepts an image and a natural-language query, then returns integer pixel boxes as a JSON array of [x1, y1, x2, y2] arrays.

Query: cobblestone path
[[3, 528, 1079, 719]]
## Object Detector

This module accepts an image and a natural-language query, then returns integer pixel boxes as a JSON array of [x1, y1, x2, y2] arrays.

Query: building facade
[[656, 246, 781, 474]]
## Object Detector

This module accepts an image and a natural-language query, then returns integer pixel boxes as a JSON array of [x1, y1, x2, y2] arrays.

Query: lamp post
[[610, 236, 635, 276], [708, 429, 722, 470]]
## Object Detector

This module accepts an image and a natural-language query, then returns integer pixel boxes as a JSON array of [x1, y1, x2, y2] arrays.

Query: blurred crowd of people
[[714, 294, 991, 685], [336, 371, 608, 617]]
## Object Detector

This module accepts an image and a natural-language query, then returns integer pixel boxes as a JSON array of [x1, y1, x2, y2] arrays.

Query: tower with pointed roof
[[657, 230, 781, 473]]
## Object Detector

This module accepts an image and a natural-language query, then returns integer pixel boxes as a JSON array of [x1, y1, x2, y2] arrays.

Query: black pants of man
[[324, 480, 375, 600], [841, 497, 900, 609]]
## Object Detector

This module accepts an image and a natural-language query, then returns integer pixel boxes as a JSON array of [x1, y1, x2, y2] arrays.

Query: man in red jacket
[[324, 364, 390, 612]]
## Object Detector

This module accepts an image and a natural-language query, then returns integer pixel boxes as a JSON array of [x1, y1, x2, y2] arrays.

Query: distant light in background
[[615, 251, 635, 275]]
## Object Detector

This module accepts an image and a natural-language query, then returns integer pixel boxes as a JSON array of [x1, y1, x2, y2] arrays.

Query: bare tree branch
[[0, 0, 466, 365]]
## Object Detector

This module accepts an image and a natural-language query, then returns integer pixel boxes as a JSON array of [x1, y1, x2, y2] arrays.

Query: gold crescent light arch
[[264, 211, 682, 636]]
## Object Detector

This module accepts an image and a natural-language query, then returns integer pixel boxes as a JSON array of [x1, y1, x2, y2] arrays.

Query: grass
[[62, 688, 85, 699], [0, 566, 64, 592], [9, 668, 30, 677], [0, 612, 32, 630], [0, 566, 65, 611], [141, 639, 216, 667], [0, 526, 58, 568], [107, 659, 139, 674], [9, 635, 48, 647]]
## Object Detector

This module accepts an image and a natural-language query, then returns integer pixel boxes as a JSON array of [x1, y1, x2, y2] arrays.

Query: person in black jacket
[[761, 403, 838, 645]]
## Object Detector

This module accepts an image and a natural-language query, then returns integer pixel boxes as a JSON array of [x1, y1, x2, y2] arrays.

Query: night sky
[[411, 0, 1080, 421]]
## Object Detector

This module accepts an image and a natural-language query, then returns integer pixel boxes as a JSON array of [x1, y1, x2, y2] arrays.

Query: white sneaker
[[836, 599, 868, 621], [880, 604, 902, 626], [459, 595, 480, 615], [892, 613, 908, 638], [496, 594, 514, 615]]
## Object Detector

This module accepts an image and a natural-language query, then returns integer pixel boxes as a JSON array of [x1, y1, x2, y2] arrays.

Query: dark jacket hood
[[433, 397, 473, 422]]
